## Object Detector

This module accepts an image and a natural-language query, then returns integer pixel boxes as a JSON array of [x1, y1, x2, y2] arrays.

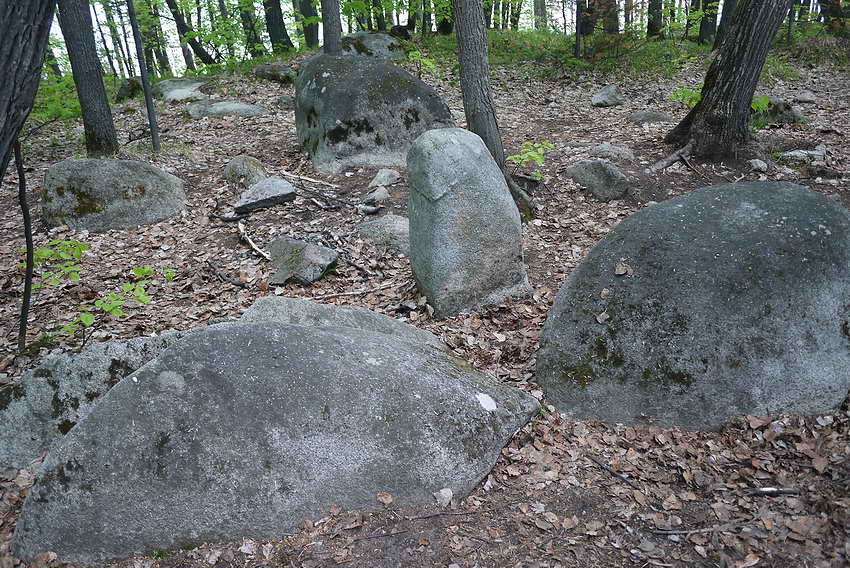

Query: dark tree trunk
[[712, 0, 737, 49], [533, 0, 546, 28], [102, 0, 130, 77], [0, 0, 56, 181], [320, 0, 342, 53], [126, 0, 160, 152], [291, 0, 305, 45], [698, 0, 717, 44], [149, 2, 172, 75], [484, 0, 492, 27], [91, 4, 118, 77], [164, 0, 218, 64], [422, 0, 432, 32], [178, 6, 196, 70], [665, 0, 792, 158], [372, 0, 386, 29], [603, 0, 618, 33], [238, 0, 267, 57], [648, 0, 663, 36], [453, 0, 532, 219], [406, 0, 418, 30], [509, 0, 522, 28], [624, 0, 633, 25], [58, 0, 119, 157], [786, 0, 797, 43], [116, 2, 137, 75], [501, 0, 509, 28], [264, 0, 295, 52], [574, 0, 582, 55], [300, 0, 320, 47]]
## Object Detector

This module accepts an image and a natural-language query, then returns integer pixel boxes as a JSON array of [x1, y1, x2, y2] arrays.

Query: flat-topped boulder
[[537, 182, 850, 430], [151, 77, 210, 102], [340, 31, 404, 60], [295, 54, 454, 173], [13, 323, 537, 564], [42, 159, 185, 232], [187, 100, 269, 118]]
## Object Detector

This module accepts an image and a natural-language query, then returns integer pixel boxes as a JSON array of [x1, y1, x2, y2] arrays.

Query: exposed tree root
[[647, 140, 694, 174]]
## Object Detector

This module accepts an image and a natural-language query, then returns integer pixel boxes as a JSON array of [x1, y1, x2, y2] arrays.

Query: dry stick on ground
[[205, 259, 248, 289], [679, 153, 712, 181], [279, 169, 340, 188], [352, 529, 408, 542], [15, 141, 34, 352], [586, 455, 642, 490], [236, 221, 271, 260], [648, 140, 694, 173], [305, 281, 406, 301], [743, 487, 801, 497], [295, 183, 354, 208], [651, 521, 750, 536]]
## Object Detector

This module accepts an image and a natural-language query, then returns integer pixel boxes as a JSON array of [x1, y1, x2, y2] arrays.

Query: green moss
[[72, 190, 103, 217], [326, 119, 375, 145], [561, 364, 596, 388], [57, 419, 76, 434], [123, 186, 147, 199], [0, 383, 26, 412]]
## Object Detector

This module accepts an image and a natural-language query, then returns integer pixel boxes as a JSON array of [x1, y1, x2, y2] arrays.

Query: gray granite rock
[[12, 323, 537, 564], [588, 142, 634, 162], [253, 63, 297, 84], [268, 238, 339, 284], [566, 159, 630, 202], [187, 100, 269, 118], [340, 31, 405, 60], [591, 84, 625, 107], [537, 182, 850, 430], [235, 177, 296, 214], [224, 155, 268, 186], [629, 110, 674, 124], [151, 77, 210, 102], [369, 169, 401, 187], [356, 214, 410, 255], [362, 186, 390, 205], [781, 144, 827, 163], [42, 159, 185, 232]]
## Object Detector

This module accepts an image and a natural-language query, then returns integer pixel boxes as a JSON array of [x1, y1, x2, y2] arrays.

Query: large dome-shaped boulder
[[13, 323, 537, 564], [295, 54, 454, 173], [340, 31, 405, 60], [42, 159, 185, 232], [537, 182, 850, 430]]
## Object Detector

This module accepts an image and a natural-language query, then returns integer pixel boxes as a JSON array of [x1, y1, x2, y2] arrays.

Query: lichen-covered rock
[[234, 177, 296, 214], [115, 77, 143, 102], [12, 323, 537, 564], [629, 110, 674, 124], [224, 155, 267, 186], [268, 238, 338, 284], [591, 84, 625, 107], [369, 168, 401, 187], [340, 31, 404, 60], [151, 77, 210, 102], [537, 182, 850, 430], [0, 333, 189, 476], [187, 100, 268, 118], [566, 159, 630, 202], [295, 54, 454, 173], [42, 159, 185, 232], [253, 63, 297, 84], [356, 214, 410, 255], [241, 296, 445, 349], [407, 128, 531, 317], [588, 142, 634, 162]]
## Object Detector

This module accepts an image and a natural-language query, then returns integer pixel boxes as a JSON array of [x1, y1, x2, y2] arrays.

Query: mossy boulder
[[537, 182, 850, 430], [340, 31, 404, 61], [42, 159, 185, 232], [295, 53, 454, 173]]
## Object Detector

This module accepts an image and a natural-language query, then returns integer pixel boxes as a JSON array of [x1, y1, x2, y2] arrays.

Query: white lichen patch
[[476, 393, 497, 412]]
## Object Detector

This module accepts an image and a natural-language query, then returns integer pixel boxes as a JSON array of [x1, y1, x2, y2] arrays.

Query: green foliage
[[30, 74, 82, 122], [750, 95, 770, 114], [670, 85, 702, 108], [408, 50, 437, 78], [507, 140, 554, 181], [20, 240, 90, 288]]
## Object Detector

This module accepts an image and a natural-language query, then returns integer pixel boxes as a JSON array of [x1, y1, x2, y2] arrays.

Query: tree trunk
[[320, 0, 342, 53], [422, 0, 432, 32], [102, 0, 130, 77], [603, 0, 619, 33], [264, 0, 295, 53], [624, 0, 633, 25], [371, 0, 386, 29], [126, 0, 160, 152], [509, 0, 522, 28], [648, 0, 663, 36], [501, 0, 509, 28], [149, 2, 172, 75], [665, 0, 792, 159], [786, 0, 797, 43], [178, 6, 197, 70], [238, 0, 267, 57], [300, 0, 320, 47], [698, 0, 717, 44], [45, 44, 64, 79], [58, 0, 119, 157], [533, 0, 546, 28], [453, 0, 532, 219], [116, 3, 137, 75], [406, 0, 418, 30], [0, 0, 56, 181], [91, 4, 118, 77], [712, 0, 737, 49], [575, 0, 583, 55], [164, 0, 218, 63]]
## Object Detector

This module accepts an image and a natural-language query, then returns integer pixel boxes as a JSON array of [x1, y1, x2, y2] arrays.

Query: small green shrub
[[408, 50, 437, 78], [507, 140, 555, 181]]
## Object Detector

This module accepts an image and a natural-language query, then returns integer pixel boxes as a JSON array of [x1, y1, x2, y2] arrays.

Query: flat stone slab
[[268, 238, 339, 284], [629, 110, 674, 124], [369, 169, 402, 187], [235, 177, 296, 214], [566, 159, 630, 202], [187, 100, 269, 118], [152, 77, 210, 102]]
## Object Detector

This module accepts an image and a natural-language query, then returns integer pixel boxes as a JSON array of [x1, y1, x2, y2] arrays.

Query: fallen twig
[[237, 221, 271, 260], [210, 212, 251, 223], [296, 183, 354, 207], [651, 522, 748, 536], [352, 529, 408, 542], [742, 487, 801, 497], [679, 153, 712, 181], [305, 281, 405, 301], [407, 510, 478, 521], [648, 140, 694, 173], [279, 169, 340, 188], [587, 455, 641, 490], [205, 259, 248, 288]]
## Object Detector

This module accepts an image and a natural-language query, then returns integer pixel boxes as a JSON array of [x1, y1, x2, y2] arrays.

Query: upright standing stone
[[407, 128, 531, 317]]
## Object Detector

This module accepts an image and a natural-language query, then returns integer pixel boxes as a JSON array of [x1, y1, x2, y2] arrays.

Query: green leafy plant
[[408, 50, 437, 78], [19, 240, 90, 288], [507, 140, 555, 181], [670, 85, 702, 108]]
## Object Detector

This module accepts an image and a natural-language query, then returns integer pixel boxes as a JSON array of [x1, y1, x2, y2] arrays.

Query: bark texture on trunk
[[533, 0, 546, 28], [164, 0, 218, 64], [300, 0, 320, 47], [0, 0, 56, 179], [713, 0, 737, 49], [264, 0, 295, 52], [698, 0, 718, 44], [647, 0, 663, 36], [239, 0, 267, 57], [320, 0, 342, 53], [666, 0, 792, 158], [58, 0, 119, 157]]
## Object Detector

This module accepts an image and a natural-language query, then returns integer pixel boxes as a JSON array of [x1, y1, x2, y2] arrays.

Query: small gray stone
[[11, 323, 537, 564], [369, 169, 401, 187], [362, 186, 390, 205], [781, 144, 827, 163], [253, 63, 297, 84], [749, 159, 769, 173], [268, 238, 338, 285], [407, 128, 531, 317], [276, 95, 294, 108], [42, 159, 185, 232], [793, 90, 817, 104], [591, 84, 626, 107], [151, 77, 210, 102], [629, 110, 674, 124], [224, 155, 268, 186], [356, 214, 410, 255], [241, 296, 445, 350], [566, 159, 630, 202], [234, 177, 296, 214], [588, 142, 635, 162], [187, 100, 268, 119], [340, 31, 405, 60]]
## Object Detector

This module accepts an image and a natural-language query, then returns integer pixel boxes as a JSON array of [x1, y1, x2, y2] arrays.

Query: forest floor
[[1, 47, 849, 568]]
